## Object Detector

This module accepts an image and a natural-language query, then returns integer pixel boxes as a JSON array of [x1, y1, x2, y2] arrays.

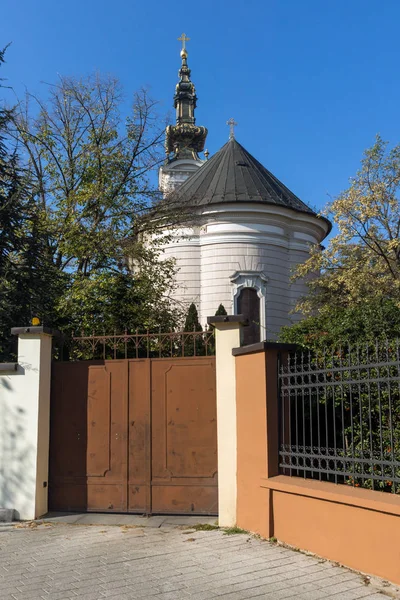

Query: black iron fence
[[57, 328, 215, 361], [278, 340, 400, 494]]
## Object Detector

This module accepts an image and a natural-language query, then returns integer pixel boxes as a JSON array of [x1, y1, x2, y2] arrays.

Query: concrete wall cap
[[232, 341, 298, 356], [207, 314, 249, 326], [0, 363, 18, 372], [11, 326, 60, 337], [261, 474, 400, 518]]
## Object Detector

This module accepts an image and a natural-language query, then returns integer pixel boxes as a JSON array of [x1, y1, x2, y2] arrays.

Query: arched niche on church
[[230, 271, 268, 344], [237, 288, 260, 345]]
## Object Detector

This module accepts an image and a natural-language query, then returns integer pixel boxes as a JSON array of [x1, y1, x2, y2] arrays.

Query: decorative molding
[[206, 223, 286, 236], [230, 271, 269, 297], [230, 271, 269, 341], [199, 203, 330, 242], [163, 160, 203, 170], [164, 232, 293, 250], [199, 233, 312, 251]]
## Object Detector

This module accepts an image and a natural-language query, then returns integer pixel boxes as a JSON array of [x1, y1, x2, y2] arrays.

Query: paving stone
[[0, 521, 397, 600], [356, 596, 393, 600], [10, 596, 47, 600], [70, 593, 103, 600], [325, 588, 379, 599]]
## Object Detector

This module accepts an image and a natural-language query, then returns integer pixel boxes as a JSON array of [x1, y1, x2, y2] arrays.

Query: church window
[[237, 287, 260, 345]]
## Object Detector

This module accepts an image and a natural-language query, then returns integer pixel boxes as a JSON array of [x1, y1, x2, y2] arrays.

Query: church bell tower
[[159, 33, 208, 194]]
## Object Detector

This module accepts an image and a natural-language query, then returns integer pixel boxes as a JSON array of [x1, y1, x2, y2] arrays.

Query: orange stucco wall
[[265, 477, 400, 584], [235, 348, 400, 586], [236, 351, 271, 537]]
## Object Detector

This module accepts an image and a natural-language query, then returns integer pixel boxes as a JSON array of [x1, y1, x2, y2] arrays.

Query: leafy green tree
[[185, 302, 203, 331], [295, 136, 400, 317], [184, 302, 202, 332], [0, 150, 24, 358], [280, 299, 400, 349], [7, 74, 180, 343], [59, 249, 178, 335], [183, 302, 204, 356], [204, 304, 227, 355], [215, 303, 227, 316], [12, 75, 163, 277], [282, 137, 400, 349], [0, 47, 58, 358]]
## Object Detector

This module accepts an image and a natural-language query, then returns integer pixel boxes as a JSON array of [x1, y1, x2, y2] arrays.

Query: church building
[[159, 35, 331, 342]]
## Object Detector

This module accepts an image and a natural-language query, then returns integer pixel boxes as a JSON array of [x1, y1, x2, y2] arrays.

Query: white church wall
[[199, 237, 291, 338], [159, 158, 204, 194], [160, 204, 329, 338], [197, 204, 325, 338], [161, 232, 201, 311], [288, 247, 313, 316]]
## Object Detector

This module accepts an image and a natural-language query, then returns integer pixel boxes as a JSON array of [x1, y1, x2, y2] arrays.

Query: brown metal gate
[[49, 357, 217, 515]]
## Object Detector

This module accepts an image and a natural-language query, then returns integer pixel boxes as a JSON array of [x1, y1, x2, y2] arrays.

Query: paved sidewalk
[[40, 513, 219, 528], [0, 516, 399, 600]]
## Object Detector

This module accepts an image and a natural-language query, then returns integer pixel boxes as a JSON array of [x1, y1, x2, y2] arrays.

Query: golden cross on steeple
[[178, 33, 190, 51], [227, 118, 238, 140]]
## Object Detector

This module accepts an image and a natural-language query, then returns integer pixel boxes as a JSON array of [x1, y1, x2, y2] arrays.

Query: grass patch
[[223, 526, 248, 536], [189, 523, 220, 532], [183, 523, 248, 536], [269, 536, 277, 543]]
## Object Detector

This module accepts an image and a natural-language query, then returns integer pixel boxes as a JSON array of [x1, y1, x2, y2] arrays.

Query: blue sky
[[1, 0, 400, 221]]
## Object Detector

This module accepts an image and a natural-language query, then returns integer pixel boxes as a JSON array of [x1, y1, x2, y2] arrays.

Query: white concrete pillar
[[0, 326, 54, 520], [207, 315, 246, 527]]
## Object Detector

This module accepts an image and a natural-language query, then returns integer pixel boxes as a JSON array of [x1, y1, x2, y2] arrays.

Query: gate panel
[[85, 362, 128, 511], [50, 356, 217, 515], [49, 361, 128, 512], [128, 360, 151, 513], [151, 358, 218, 514], [87, 366, 111, 477], [49, 362, 94, 510]]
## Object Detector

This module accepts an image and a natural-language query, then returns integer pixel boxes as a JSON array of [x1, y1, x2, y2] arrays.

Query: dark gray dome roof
[[172, 138, 318, 216]]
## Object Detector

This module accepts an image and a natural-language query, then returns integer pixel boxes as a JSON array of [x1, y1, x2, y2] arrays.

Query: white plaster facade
[[0, 330, 53, 520], [159, 157, 204, 194], [161, 203, 329, 339]]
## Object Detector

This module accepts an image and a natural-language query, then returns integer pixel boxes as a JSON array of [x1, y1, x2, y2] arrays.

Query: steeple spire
[[165, 34, 207, 162]]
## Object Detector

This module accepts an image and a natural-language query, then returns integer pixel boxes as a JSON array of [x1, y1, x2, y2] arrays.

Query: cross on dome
[[178, 33, 190, 51], [227, 118, 238, 140]]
